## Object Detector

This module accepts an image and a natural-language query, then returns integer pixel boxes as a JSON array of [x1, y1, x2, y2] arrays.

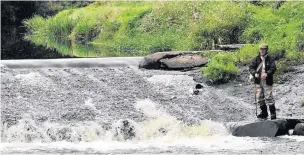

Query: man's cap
[[259, 43, 268, 49]]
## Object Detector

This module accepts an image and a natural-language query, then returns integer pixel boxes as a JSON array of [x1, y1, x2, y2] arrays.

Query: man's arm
[[267, 58, 276, 75], [249, 57, 258, 76]]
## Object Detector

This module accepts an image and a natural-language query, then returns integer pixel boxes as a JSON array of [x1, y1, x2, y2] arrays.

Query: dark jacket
[[249, 54, 276, 86]]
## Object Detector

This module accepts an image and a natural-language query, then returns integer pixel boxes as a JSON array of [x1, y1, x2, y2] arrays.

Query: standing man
[[249, 43, 277, 120]]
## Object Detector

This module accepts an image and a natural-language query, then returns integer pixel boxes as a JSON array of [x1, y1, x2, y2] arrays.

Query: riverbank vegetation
[[24, 1, 304, 82]]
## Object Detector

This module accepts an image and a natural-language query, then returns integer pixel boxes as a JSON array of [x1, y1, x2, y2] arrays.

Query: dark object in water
[[158, 127, 168, 135], [113, 119, 136, 140], [293, 123, 304, 136], [195, 84, 203, 89], [193, 90, 199, 95], [227, 118, 304, 137], [193, 83, 203, 95]]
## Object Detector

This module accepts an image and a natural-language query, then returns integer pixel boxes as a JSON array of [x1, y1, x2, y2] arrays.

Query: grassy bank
[[25, 1, 304, 82]]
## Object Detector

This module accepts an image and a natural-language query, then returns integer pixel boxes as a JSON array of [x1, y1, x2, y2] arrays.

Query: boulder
[[226, 118, 304, 137], [227, 120, 282, 137], [193, 84, 203, 95], [160, 54, 209, 69], [293, 123, 304, 136], [139, 51, 209, 69], [140, 52, 182, 69], [285, 118, 304, 129]]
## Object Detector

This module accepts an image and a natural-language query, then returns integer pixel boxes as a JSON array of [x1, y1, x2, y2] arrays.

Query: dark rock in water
[[227, 120, 280, 137], [293, 123, 304, 136], [193, 89, 200, 95], [273, 119, 289, 136], [139, 51, 208, 70], [113, 119, 137, 141], [193, 84, 203, 95], [227, 119, 304, 137], [195, 84, 203, 89], [285, 118, 304, 129]]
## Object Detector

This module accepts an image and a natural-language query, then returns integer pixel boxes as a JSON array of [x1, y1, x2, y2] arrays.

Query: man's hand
[[261, 73, 267, 79], [255, 73, 259, 78]]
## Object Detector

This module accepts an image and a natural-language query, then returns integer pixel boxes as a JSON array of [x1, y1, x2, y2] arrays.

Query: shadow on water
[[1, 25, 78, 60], [1, 1, 98, 60], [1, 25, 102, 59]]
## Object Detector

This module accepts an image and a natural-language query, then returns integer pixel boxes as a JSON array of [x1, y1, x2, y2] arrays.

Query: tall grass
[[25, 2, 304, 57], [24, 1, 304, 82], [241, 2, 304, 59], [202, 53, 239, 83], [25, 1, 252, 57]]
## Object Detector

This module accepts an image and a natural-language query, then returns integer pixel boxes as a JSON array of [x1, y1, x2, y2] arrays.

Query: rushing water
[[0, 99, 269, 154], [1, 58, 303, 154]]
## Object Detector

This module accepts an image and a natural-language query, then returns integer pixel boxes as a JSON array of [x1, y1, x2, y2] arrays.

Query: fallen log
[[217, 44, 247, 51]]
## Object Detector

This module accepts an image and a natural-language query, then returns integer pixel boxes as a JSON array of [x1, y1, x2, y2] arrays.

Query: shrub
[[235, 44, 259, 63], [202, 53, 239, 83]]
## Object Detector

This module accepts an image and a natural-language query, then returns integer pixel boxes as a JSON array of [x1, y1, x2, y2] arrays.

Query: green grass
[[24, 1, 252, 57], [202, 53, 239, 83], [235, 44, 259, 64], [24, 1, 304, 82], [24, 2, 304, 56], [241, 2, 304, 58], [24, 2, 156, 57]]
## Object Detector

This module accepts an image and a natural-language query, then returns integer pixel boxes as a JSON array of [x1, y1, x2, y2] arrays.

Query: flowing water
[[1, 58, 303, 154]]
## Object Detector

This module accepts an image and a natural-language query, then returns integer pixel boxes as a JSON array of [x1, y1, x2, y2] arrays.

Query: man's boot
[[257, 104, 268, 120], [269, 105, 276, 120]]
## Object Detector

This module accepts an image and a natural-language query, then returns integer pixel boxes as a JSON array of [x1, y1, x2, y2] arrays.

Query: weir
[[1, 58, 304, 154], [1, 57, 143, 69]]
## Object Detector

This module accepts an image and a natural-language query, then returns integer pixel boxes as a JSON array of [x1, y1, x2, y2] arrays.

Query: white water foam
[[1, 99, 269, 153], [1, 136, 268, 154], [135, 99, 168, 118], [134, 99, 229, 139], [84, 98, 98, 112], [145, 74, 197, 96]]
